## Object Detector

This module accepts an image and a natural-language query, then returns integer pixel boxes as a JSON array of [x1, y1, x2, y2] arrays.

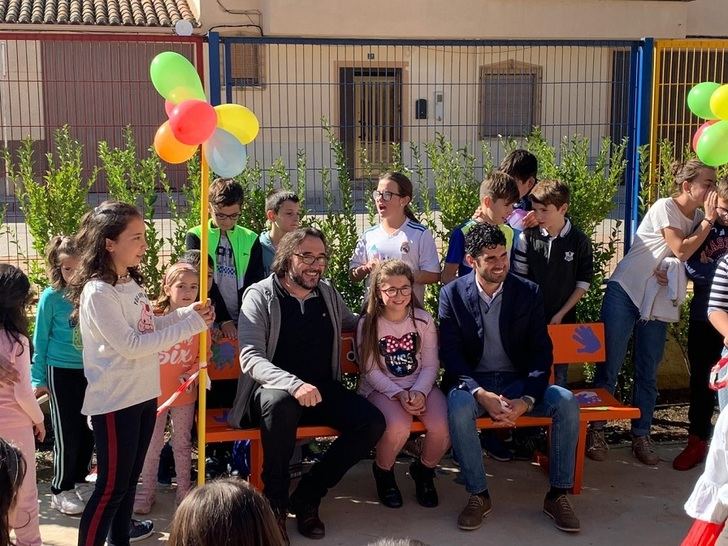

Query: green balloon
[[688, 81, 720, 120], [150, 52, 205, 104], [696, 120, 728, 166]]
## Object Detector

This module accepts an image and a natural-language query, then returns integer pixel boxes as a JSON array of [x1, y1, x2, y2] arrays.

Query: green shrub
[[311, 120, 364, 309], [98, 127, 167, 298], [4, 126, 94, 287]]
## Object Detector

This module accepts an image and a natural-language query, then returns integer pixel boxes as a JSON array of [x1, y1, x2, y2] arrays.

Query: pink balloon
[[693, 120, 718, 152], [169, 100, 217, 146], [164, 100, 176, 118]]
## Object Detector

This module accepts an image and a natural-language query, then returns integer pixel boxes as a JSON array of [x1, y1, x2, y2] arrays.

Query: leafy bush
[[311, 120, 364, 309], [98, 127, 167, 297], [4, 126, 94, 287]]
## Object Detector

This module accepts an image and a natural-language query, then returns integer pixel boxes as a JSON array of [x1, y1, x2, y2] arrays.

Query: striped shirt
[[708, 255, 728, 316]]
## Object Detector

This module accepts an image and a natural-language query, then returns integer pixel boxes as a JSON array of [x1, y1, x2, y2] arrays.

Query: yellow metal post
[[197, 151, 210, 486]]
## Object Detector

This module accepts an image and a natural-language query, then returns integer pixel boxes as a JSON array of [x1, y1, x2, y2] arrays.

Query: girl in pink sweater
[[0, 264, 45, 546], [357, 260, 449, 509], [134, 262, 209, 513]]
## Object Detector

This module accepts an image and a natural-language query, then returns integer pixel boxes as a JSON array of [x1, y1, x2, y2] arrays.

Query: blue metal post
[[207, 32, 221, 106], [224, 40, 233, 104], [625, 37, 654, 251]]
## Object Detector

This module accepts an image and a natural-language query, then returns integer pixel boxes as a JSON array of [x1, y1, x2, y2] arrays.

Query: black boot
[[409, 459, 438, 508], [372, 462, 403, 508]]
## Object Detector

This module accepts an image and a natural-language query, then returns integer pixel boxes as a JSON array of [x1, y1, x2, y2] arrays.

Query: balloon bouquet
[[688, 81, 728, 167], [148, 51, 260, 484]]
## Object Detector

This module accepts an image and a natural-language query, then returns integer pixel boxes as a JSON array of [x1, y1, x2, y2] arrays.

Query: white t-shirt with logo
[[350, 220, 440, 303], [610, 197, 703, 307]]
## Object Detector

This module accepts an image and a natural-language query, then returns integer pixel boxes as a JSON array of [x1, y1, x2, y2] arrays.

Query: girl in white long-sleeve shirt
[[68, 201, 214, 546]]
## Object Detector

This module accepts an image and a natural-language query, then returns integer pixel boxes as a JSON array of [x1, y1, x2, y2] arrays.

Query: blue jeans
[[447, 372, 579, 494], [594, 282, 668, 437]]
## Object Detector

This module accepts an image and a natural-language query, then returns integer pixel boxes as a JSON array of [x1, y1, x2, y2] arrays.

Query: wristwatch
[[520, 395, 536, 413]]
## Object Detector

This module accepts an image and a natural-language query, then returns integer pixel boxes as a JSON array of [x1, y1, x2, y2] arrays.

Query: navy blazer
[[438, 271, 553, 402]]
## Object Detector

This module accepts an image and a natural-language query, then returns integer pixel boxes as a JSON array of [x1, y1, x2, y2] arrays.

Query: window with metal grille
[[478, 61, 541, 138], [230, 43, 264, 87]]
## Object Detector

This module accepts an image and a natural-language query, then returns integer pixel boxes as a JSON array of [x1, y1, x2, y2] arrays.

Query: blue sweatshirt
[[31, 287, 83, 387], [686, 223, 728, 322]]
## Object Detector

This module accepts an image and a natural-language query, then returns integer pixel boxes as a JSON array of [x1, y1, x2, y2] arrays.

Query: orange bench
[[200, 323, 639, 495]]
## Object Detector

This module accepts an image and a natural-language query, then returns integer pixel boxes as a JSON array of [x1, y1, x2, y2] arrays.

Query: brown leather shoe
[[290, 497, 325, 540], [457, 493, 492, 531], [632, 435, 660, 466], [543, 494, 581, 533]]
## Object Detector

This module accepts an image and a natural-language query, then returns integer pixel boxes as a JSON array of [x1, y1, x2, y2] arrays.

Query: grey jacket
[[227, 274, 358, 428]]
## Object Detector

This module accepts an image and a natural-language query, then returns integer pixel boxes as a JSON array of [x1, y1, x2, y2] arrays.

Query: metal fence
[[0, 32, 203, 266], [649, 39, 728, 198], [0, 34, 650, 270], [211, 36, 645, 262]]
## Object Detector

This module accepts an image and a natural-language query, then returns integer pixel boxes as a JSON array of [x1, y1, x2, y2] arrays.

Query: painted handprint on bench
[[572, 325, 601, 354]]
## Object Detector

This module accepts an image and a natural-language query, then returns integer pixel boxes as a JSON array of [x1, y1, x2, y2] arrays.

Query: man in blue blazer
[[439, 222, 580, 533]]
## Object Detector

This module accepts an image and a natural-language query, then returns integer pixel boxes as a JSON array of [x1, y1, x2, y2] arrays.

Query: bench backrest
[[207, 322, 606, 380]]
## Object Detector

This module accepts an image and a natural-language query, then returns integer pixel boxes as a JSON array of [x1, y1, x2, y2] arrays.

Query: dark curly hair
[[0, 264, 32, 356], [0, 438, 26, 546], [464, 222, 507, 258]]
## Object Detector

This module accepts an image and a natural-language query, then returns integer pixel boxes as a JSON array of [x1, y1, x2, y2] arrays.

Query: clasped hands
[[476, 389, 528, 427]]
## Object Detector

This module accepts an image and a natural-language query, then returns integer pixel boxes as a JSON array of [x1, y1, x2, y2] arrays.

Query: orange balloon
[[154, 121, 197, 164]]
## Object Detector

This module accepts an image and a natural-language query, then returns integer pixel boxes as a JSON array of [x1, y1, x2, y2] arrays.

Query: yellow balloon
[[214, 104, 260, 145], [710, 84, 728, 120]]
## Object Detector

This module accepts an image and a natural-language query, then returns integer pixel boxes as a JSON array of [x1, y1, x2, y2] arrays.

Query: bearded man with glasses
[[228, 227, 385, 544]]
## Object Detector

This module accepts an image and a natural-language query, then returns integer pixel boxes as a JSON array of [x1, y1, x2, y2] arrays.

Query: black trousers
[[253, 381, 385, 510], [77, 399, 156, 546], [687, 320, 723, 439], [48, 366, 95, 494]]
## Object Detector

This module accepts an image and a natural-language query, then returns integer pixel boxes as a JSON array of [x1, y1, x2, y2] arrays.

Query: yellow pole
[[197, 150, 210, 486]]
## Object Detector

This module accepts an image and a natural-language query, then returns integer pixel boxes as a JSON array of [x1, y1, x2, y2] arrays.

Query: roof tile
[[0, 0, 196, 25]]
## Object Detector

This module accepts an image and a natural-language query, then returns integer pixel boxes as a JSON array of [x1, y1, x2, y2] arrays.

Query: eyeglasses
[[372, 190, 403, 202], [213, 210, 241, 221], [294, 253, 329, 266], [717, 206, 728, 217], [380, 285, 413, 297]]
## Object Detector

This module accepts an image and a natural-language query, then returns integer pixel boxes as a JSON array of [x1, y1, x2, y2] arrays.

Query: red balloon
[[169, 100, 217, 146], [164, 100, 176, 118], [693, 120, 718, 152]]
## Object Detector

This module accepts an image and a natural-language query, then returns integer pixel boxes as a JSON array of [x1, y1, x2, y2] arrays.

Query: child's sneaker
[[75, 482, 95, 503], [51, 490, 85, 515], [129, 519, 154, 542]]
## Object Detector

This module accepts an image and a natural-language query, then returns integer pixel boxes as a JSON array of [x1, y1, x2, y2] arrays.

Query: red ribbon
[[709, 357, 728, 392], [156, 363, 209, 415]]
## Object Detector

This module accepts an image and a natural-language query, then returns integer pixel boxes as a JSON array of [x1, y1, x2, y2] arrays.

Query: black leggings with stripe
[[48, 366, 95, 494], [77, 399, 156, 546]]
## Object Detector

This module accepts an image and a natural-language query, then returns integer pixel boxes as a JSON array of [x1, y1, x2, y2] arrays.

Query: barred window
[[230, 43, 264, 87], [478, 61, 542, 138]]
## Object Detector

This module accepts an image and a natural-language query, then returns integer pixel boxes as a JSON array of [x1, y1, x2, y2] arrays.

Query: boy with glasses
[[675, 178, 728, 471], [186, 178, 265, 340]]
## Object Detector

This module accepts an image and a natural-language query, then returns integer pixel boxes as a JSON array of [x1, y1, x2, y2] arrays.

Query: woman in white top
[[68, 201, 214, 546], [350, 172, 441, 304], [587, 160, 717, 466]]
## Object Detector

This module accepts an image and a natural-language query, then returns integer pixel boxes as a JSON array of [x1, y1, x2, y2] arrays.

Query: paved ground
[[30, 443, 709, 546]]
